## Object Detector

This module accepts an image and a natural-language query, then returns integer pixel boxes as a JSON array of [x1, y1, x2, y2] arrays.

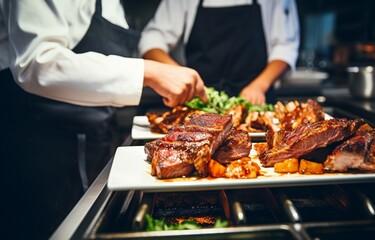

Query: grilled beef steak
[[145, 113, 233, 179], [324, 130, 375, 172], [259, 118, 365, 167], [212, 129, 252, 165], [145, 131, 213, 177]]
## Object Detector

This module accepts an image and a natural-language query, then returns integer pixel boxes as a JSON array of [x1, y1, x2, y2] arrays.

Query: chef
[[139, 0, 300, 105], [0, 0, 208, 239]]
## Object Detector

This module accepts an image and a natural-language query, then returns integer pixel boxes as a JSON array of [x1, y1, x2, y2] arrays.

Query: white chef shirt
[[139, 0, 300, 70], [0, 0, 144, 107]]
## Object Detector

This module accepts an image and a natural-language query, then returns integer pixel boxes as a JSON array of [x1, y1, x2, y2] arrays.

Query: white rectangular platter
[[107, 145, 375, 192]]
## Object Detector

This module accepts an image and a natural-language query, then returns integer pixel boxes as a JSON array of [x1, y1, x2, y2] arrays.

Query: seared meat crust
[[259, 118, 365, 167], [145, 113, 233, 179]]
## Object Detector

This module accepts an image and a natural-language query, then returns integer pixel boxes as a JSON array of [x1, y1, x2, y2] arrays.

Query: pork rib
[[259, 118, 365, 167], [324, 130, 375, 172]]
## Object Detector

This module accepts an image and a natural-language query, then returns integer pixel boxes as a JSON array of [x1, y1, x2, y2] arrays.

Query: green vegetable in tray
[[185, 87, 274, 114], [145, 214, 229, 231], [213, 218, 230, 228]]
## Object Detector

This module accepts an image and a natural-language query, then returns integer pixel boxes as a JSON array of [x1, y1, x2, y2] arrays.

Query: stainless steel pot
[[346, 66, 375, 99]]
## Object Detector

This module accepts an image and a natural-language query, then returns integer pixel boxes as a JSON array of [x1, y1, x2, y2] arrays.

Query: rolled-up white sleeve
[[138, 0, 188, 56], [6, 0, 144, 107], [263, 0, 300, 70]]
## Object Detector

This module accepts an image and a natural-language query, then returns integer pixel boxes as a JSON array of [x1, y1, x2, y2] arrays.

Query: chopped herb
[[185, 87, 274, 114]]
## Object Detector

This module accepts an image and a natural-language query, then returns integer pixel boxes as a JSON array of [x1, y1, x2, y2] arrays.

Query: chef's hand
[[143, 60, 209, 108], [240, 81, 267, 106], [240, 60, 290, 105]]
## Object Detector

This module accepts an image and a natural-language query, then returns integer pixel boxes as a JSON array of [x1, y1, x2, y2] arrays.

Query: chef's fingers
[[177, 70, 206, 105], [248, 95, 266, 106], [163, 84, 189, 108], [195, 77, 209, 103], [162, 97, 173, 108], [163, 94, 182, 108], [144, 61, 208, 107], [184, 80, 196, 105]]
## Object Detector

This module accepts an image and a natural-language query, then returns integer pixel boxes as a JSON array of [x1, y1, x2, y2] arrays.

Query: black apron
[[1, 0, 140, 238], [185, 0, 274, 102]]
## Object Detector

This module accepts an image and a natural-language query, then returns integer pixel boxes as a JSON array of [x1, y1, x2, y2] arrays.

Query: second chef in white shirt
[[139, 0, 300, 105]]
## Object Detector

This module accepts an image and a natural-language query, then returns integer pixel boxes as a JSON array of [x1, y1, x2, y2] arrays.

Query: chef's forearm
[[251, 60, 289, 92], [143, 48, 179, 66]]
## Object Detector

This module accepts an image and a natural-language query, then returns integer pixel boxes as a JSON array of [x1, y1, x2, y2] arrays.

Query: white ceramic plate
[[107, 145, 375, 192], [131, 114, 334, 140], [131, 116, 166, 140]]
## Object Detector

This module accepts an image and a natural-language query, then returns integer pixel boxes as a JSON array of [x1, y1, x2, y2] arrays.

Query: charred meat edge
[[259, 118, 365, 167]]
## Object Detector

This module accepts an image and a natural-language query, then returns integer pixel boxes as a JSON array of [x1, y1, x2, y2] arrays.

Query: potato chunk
[[208, 159, 226, 178], [225, 157, 260, 179], [274, 158, 299, 173], [299, 159, 324, 174]]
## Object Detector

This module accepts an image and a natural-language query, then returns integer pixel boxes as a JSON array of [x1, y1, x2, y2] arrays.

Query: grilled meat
[[212, 129, 252, 165], [146, 99, 325, 135], [275, 99, 325, 131], [238, 111, 279, 133], [265, 129, 288, 150], [259, 118, 365, 167], [171, 113, 234, 152], [225, 104, 247, 128], [253, 142, 268, 156], [146, 106, 190, 134], [145, 113, 233, 179], [147, 106, 205, 134], [145, 131, 213, 177], [324, 130, 375, 172]]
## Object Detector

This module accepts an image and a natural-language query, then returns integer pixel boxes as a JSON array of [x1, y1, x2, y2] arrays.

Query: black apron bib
[[1, 0, 140, 238], [185, 0, 274, 101]]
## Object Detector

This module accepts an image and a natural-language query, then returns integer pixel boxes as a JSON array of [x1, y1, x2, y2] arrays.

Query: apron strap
[[77, 133, 89, 191], [95, 0, 102, 15]]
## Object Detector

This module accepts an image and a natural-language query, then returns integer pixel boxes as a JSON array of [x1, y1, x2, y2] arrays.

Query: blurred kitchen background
[[117, 0, 375, 130], [284, 0, 375, 99]]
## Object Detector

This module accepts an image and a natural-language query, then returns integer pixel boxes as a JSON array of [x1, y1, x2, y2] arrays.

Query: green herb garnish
[[185, 87, 274, 114]]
